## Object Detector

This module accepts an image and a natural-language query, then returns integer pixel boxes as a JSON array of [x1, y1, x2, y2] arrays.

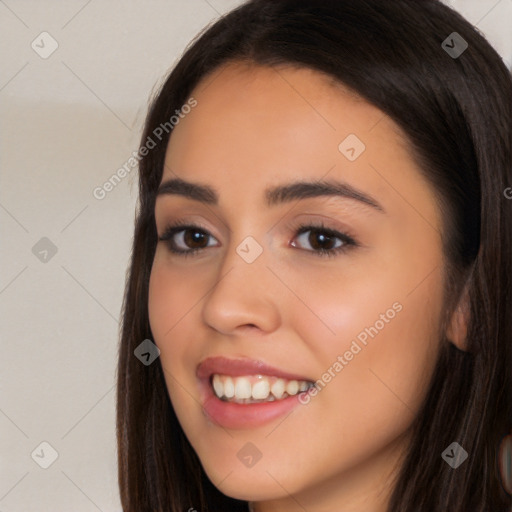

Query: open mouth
[[197, 357, 316, 428], [211, 374, 315, 404]]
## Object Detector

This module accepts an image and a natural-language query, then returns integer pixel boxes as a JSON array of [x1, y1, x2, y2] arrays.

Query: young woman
[[116, 1, 512, 510]]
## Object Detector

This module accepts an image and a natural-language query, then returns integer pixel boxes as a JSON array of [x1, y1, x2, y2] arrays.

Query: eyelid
[[283, 216, 359, 245], [157, 217, 219, 240]]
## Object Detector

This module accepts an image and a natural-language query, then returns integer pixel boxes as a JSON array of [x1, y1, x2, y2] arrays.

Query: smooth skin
[[148, 62, 466, 512]]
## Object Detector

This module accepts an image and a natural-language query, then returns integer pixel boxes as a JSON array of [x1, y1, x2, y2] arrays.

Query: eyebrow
[[156, 177, 384, 212]]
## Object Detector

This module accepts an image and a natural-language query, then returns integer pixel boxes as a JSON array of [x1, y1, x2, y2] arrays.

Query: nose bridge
[[201, 229, 281, 333], [217, 212, 270, 284]]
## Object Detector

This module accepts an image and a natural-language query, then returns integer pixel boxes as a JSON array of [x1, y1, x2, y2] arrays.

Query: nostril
[[242, 323, 258, 330]]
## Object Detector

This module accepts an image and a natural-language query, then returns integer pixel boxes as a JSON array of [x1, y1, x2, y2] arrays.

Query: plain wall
[[1, 1, 510, 510]]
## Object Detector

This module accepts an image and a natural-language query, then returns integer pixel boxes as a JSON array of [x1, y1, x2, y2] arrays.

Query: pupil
[[185, 229, 206, 248], [311, 231, 333, 250]]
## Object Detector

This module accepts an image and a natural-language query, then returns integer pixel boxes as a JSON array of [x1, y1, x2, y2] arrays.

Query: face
[[148, 62, 446, 511]]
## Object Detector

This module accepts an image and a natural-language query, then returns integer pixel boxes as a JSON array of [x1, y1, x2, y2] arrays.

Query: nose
[[201, 236, 282, 336]]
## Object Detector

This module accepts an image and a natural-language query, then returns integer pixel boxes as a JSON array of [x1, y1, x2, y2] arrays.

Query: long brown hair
[[116, 1, 512, 510]]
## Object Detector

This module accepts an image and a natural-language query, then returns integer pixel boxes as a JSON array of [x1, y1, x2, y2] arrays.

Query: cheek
[[147, 255, 202, 387], [148, 256, 206, 432], [269, 258, 444, 471], [296, 261, 443, 404], [148, 253, 203, 345], [149, 256, 178, 335]]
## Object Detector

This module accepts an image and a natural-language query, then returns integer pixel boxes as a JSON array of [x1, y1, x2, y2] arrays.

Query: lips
[[196, 356, 315, 429], [197, 356, 314, 381]]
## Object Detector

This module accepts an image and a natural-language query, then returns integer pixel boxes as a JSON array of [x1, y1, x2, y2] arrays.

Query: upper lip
[[197, 356, 313, 382]]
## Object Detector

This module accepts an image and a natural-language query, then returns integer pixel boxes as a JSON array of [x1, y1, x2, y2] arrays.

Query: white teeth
[[286, 380, 299, 396], [298, 381, 309, 392], [251, 379, 270, 400], [212, 374, 223, 398], [234, 377, 252, 399], [211, 374, 312, 403], [270, 378, 285, 399], [224, 376, 235, 398]]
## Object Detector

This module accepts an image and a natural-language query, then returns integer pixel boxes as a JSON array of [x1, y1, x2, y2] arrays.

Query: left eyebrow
[[156, 177, 385, 212]]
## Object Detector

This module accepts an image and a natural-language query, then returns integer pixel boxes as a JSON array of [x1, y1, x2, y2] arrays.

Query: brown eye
[[159, 224, 218, 255], [182, 229, 209, 249], [290, 223, 357, 258], [293, 228, 343, 251]]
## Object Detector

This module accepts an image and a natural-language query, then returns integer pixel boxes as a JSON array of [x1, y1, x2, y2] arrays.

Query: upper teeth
[[212, 374, 312, 403]]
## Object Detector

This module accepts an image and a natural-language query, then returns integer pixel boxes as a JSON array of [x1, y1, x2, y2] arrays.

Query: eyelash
[[157, 219, 358, 259]]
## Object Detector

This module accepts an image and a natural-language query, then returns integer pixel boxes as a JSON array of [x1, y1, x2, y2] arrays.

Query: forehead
[[165, 62, 394, 165], [161, 62, 434, 220]]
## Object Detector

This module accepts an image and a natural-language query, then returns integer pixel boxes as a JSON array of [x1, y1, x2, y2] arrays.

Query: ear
[[446, 285, 470, 351]]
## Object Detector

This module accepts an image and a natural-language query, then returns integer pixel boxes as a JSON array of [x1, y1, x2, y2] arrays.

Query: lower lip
[[201, 385, 306, 429]]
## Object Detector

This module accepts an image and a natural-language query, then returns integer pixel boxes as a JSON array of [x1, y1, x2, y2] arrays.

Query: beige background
[[1, 1, 510, 510]]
